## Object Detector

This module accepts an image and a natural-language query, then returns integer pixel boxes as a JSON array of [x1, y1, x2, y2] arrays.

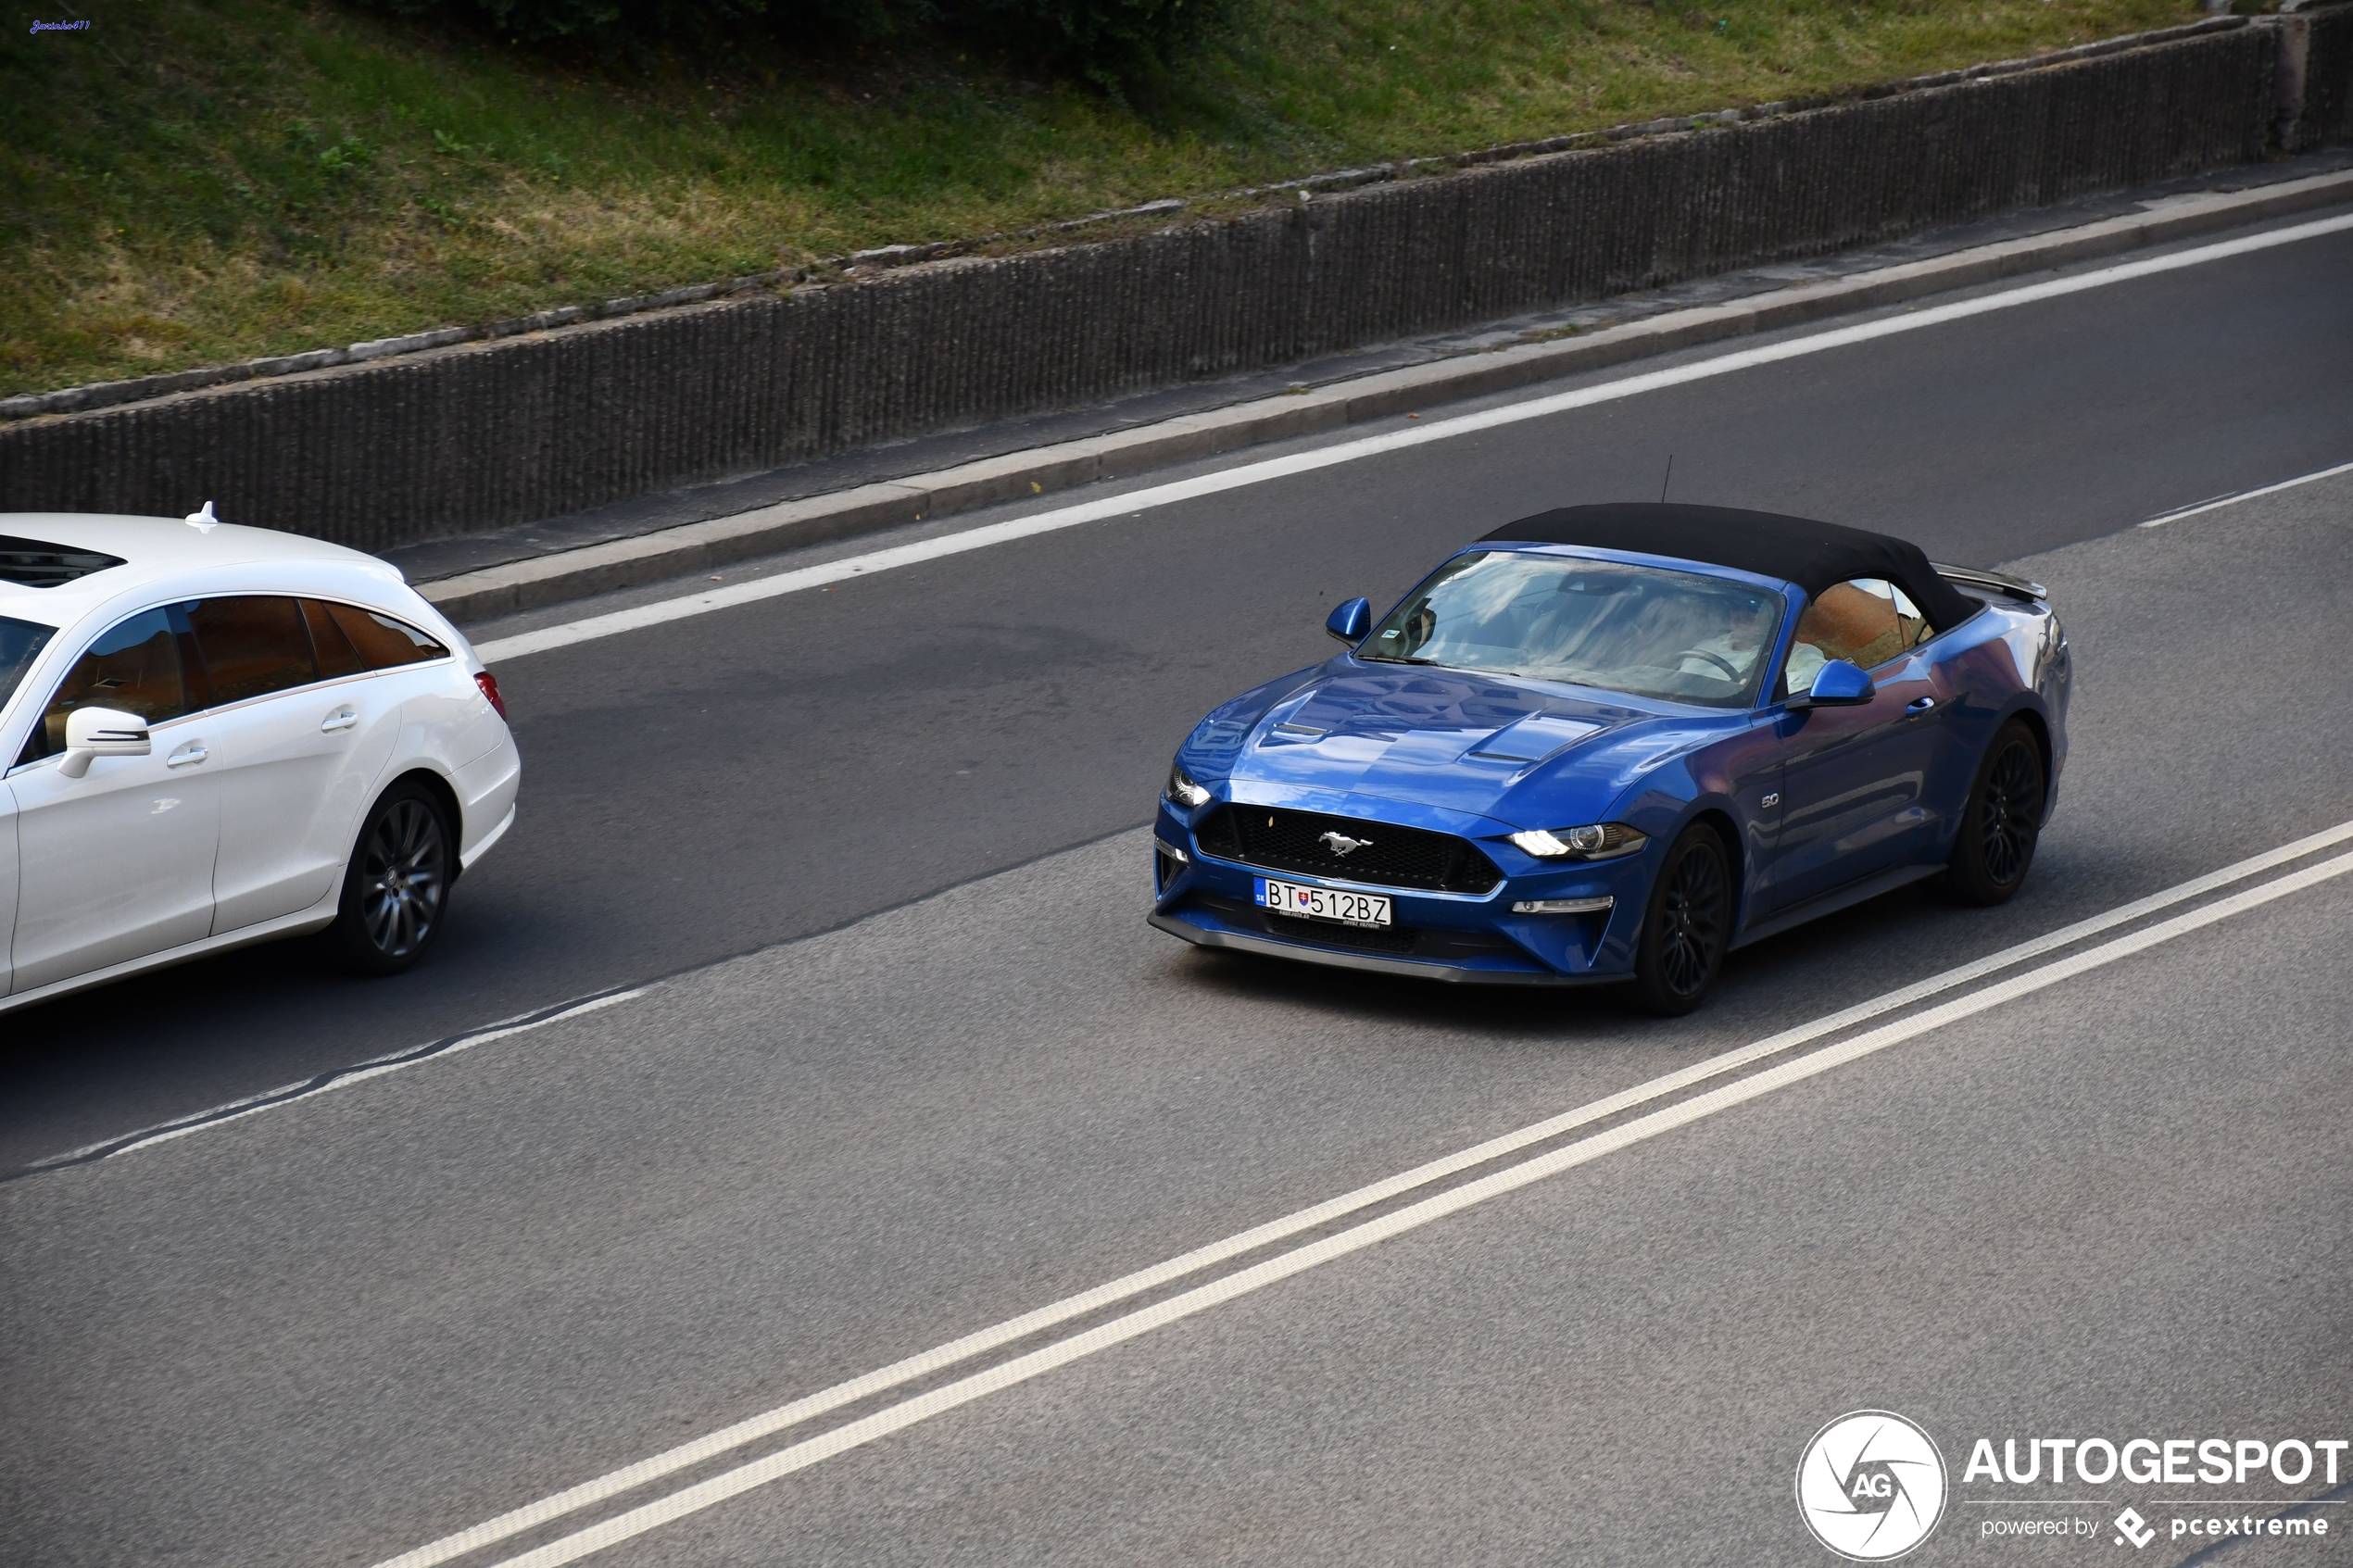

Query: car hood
[[1191, 663, 1704, 830]]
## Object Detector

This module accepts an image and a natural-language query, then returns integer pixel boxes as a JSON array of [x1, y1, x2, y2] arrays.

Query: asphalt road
[[3, 207, 2349, 1568], [5, 213, 2353, 1170]]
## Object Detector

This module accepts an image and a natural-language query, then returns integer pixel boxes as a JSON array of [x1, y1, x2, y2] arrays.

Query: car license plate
[[1254, 877, 1392, 927]]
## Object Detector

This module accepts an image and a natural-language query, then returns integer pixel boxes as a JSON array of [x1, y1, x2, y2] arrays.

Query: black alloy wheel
[[327, 782, 454, 974], [1631, 825, 1731, 1016], [1947, 719, 2045, 907]]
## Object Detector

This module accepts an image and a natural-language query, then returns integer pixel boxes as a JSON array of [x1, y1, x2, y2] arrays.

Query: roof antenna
[[184, 500, 220, 533], [1659, 454, 1675, 504]]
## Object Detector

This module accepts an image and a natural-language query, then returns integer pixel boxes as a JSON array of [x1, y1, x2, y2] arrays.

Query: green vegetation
[[2, 0, 2202, 397]]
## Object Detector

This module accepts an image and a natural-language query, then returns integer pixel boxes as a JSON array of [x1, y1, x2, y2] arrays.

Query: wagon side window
[[1782, 578, 1921, 696], [186, 596, 321, 706], [18, 606, 205, 764]]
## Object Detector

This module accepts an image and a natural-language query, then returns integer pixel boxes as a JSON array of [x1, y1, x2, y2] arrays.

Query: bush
[[355, 0, 1238, 87], [356, 0, 913, 48], [966, 0, 1240, 93]]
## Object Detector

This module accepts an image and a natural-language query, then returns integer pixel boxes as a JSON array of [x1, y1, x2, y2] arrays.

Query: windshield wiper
[[1360, 653, 1443, 666]]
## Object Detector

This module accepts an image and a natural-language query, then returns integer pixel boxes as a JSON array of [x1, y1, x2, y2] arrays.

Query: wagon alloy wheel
[[363, 799, 447, 959], [327, 784, 455, 975], [1948, 719, 2046, 907], [1632, 826, 1731, 1016]]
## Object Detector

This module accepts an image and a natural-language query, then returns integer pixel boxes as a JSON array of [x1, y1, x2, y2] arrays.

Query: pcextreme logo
[[1797, 1410, 1951, 1561]]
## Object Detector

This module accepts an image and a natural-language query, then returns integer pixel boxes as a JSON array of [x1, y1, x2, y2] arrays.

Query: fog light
[[1512, 897, 1614, 914], [1154, 836, 1190, 894]]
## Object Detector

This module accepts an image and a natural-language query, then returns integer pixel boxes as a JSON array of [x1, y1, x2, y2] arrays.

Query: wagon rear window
[[321, 602, 447, 670], [0, 536, 126, 588]]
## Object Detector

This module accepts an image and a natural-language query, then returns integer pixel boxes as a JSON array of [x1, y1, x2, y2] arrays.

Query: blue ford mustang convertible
[[1149, 503, 2070, 1013]]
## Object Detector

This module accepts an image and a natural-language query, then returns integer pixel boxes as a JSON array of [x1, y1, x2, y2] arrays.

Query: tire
[[1630, 824, 1732, 1017], [325, 780, 455, 975], [1946, 719, 2045, 907]]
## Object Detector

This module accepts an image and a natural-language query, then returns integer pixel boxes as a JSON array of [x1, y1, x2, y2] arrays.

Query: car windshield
[[1, 613, 57, 716], [1363, 551, 1784, 709]]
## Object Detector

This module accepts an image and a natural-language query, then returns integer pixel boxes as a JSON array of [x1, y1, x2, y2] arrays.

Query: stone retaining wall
[[2288, 4, 2353, 150]]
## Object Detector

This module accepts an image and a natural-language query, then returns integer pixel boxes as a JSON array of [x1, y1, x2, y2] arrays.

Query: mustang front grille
[[1194, 805, 1503, 895]]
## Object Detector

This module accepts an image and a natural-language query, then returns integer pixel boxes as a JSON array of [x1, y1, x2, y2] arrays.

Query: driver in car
[[1673, 593, 1780, 688]]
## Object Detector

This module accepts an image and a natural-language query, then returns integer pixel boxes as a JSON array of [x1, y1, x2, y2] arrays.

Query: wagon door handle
[[321, 708, 359, 733], [166, 743, 208, 768], [1906, 696, 1937, 714]]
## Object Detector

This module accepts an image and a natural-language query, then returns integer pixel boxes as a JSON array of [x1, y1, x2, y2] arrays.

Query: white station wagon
[[0, 509, 519, 1013]]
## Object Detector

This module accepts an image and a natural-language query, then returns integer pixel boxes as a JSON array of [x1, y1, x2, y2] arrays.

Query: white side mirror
[[57, 707, 151, 778]]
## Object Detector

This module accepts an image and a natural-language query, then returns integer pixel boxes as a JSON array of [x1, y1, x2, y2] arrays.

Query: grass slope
[[2, 0, 2201, 397]]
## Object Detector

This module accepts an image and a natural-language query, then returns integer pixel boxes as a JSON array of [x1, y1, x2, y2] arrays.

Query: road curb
[[419, 168, 2353, 626]]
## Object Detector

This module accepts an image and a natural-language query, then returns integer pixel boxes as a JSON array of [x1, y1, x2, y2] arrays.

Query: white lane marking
[[76, 990, 648, 1164], [472, 211, 2353, 666], [370, 816, 2353, 1568], [474, 847, 2353, 1568], [2137, 457, 2353, 527]]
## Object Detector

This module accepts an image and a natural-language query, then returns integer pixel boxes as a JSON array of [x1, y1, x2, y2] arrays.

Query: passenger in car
[[1782, 577, 1933, 696]]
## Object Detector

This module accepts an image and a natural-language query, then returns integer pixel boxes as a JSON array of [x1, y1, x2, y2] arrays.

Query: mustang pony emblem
[[1318, 831, 1373, 857]]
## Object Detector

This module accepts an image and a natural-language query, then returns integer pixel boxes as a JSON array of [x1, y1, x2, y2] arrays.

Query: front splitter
[[1147, 910, 1617, 988]]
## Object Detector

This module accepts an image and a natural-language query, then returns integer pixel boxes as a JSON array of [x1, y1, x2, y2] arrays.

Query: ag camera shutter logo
[[1796, 1410, 1949, 1561]]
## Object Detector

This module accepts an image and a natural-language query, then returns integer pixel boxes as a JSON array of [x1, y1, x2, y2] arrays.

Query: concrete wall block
[[2287, 6, 2353, 150]]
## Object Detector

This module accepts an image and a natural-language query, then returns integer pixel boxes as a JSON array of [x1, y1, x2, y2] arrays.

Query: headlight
[[1165, 761, 1212, 809], [1508, 822, 1648, 859]]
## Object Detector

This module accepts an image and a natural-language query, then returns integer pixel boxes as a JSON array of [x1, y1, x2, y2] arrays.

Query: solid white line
[[368, 816, 2353, 1568], [472, 209, 2353, 667], [2137, 457, 2353, 527], [480, 847, 2353, 1568], [99, 990, 648, 1160]]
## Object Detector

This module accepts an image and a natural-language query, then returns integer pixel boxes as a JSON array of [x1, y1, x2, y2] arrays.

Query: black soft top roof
[[1479, 502, 1973, 630]]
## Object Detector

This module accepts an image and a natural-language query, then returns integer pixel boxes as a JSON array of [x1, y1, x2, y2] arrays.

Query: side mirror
[[1786, 660, 1874, 711], [1325, 596, 1372, 645], [57, 707, 151, 778]]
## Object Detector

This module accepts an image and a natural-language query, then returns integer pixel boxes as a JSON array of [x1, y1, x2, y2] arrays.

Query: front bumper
[[1147, 910, 1616, 987], [1150, 800, 1650, 986]]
